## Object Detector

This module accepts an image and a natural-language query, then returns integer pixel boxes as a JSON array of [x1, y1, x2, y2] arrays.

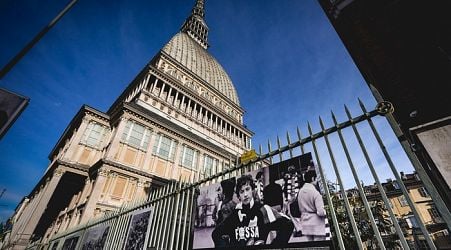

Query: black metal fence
[[42, 100, 450, 250]]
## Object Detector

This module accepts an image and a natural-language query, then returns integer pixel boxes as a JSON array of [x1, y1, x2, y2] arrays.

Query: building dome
[[162, 32, 240, 106]]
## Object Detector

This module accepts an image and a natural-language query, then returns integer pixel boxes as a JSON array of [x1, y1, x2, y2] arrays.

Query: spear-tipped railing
[[45, 100, 444, 250]]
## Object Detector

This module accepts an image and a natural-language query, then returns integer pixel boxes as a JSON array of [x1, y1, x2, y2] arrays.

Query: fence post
[[369, 84, 451, 232], [319, 116, 366, 250], [361, 99, 437, 249], [345, 105, 409, 249], [331, 111, 386, 249], [308, 122, 345, 250]]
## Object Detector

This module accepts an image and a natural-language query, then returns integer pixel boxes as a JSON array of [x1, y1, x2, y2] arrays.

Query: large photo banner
[[123, 206, 153, 250], [80, 223, 110, 250], [0, 88, 29, 139], [192, 153, 331, 249], [61, 233, 81, 250]]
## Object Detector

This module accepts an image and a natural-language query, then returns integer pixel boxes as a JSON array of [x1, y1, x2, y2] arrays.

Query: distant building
[[3, 0, 253, 248], [334, 172, 450, 249], [317, 0, 451, 210]]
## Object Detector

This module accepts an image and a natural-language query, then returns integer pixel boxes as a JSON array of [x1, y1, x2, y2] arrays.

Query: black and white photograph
[[123, 206, 153, 250], [0, 88, 29, 139], [193, 153, 330, 249], [81, 224, 110, 250], [61, 235, 80, 250], [50, 240, 59, 250]]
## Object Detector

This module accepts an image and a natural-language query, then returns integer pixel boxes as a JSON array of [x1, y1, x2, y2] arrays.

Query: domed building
[[5, 0, 252, 248]]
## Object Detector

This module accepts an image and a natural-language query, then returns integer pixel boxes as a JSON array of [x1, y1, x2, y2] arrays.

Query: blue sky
[[0, 0, 414, 223]]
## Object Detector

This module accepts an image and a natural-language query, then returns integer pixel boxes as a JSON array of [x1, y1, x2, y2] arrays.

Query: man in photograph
[[263, 174, 283, 212], [212, 178, 236, 227], [298, 170, 326, 241], [255, 171, 264, 202], [212, 178, 237, 246], [212, 175, 294, 247]]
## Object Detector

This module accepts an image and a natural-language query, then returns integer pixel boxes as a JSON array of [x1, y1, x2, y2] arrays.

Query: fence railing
[[44, 100, 449, 250]]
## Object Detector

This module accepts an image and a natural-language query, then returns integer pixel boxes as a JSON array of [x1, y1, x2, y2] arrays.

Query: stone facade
[[3, 0, 252, 248]]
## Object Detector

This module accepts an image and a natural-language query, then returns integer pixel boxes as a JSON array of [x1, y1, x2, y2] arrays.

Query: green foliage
[[327, 192, 400, 249]]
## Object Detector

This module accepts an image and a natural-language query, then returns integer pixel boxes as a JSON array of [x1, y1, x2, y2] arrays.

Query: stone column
[[166, 86, 173, 102], [180, 94, 185, 110], [18, 168, 65, 245], [159, 82, 166, 98], [79, 167, 109, 224], [231, 126, 235, 142], [198, 106, 203, 121], [143, 73, 151, 89], [196, 150, 202, 181], [105, 173, 116, 199], [105, 117, 128, 160], [142, 130, 157, 172], [67, 208, 81, 230], [171, 143, 183, 179], [135, 180, 146, 200], [173, 90, 179, 106], [44, 219, 59, 242], [9, 193, 39, 245], [209, 112, 213, 127], [215, 115, 218, 131], [150, 77, 158, 94], [57, 214, 69, 234], [192, 102, 197, 117], [187, 98, 191, 113], [12, 198, 29, 224], [78, 178, 91, 205]]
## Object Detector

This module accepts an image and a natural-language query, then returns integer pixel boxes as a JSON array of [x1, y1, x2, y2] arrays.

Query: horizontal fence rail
[[42, 100, 446, 250]]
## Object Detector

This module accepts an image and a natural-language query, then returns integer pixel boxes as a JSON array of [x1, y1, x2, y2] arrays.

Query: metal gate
[[44, 100, 451, 250]]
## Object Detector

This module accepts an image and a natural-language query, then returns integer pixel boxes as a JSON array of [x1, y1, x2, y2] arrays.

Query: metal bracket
[[376, 101, 394, 116]]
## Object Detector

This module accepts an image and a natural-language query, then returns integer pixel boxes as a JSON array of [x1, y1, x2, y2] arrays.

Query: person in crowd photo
[[212, 175, 294, 247], [298, 170, 326, 241]]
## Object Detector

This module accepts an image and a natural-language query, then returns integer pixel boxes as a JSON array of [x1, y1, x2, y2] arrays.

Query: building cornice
[[48, 105, 110, 160], [107, 63, 151, 114], [28, 160, 89, 199], [142, 68, 253, 135], [110, 102, 237, 159], [89, 158, 169, 187]]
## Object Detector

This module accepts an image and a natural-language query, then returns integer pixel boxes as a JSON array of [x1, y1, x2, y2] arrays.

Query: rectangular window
[[152, 133, 177, 161], [203, 155, 215, 174], [405, 215, 419, 228], [181, 145, 197, 169], [81, 121, 108, 148], [418, 187, 429, 197], [398, 196, 408, 207], [428, 207, 442, 223], [121, 120, 150, 150], [417, 240, 428, 249]]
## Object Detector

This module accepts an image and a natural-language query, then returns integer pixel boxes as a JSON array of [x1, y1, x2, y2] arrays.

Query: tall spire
[[181, 0, 209, 49]]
